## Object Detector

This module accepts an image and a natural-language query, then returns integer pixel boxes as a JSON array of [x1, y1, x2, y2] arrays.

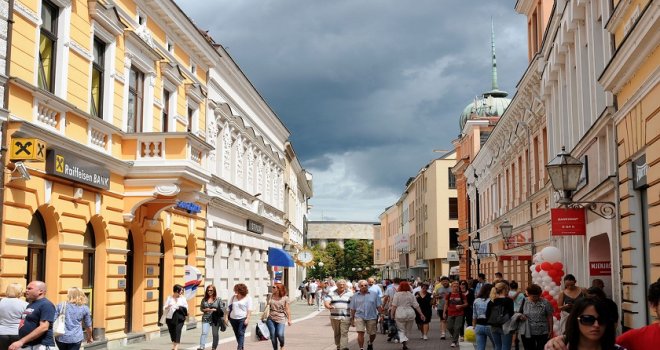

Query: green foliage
[[306, 239, 373, 281]]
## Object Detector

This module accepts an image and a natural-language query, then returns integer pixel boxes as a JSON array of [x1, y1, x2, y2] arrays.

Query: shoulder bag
[[53, 302, 67, 338], [261, 295, 272, 321]]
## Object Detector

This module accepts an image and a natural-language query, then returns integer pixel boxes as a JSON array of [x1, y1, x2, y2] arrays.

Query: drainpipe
[[0, 0, 15, 248]]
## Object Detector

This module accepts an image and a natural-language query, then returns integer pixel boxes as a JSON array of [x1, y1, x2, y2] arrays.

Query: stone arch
[[88, 215, 109, 330]]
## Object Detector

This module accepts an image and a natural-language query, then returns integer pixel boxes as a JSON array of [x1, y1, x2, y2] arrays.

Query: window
[[82, 223, 95, 289], [162, 90, 170, 132], [191, 63, 196, 75], [449, 228, 459, 250], [91, 38, 106, 118], [127, 66, 144, 133], [448, 168, 456, 189], [27, 213, 47, 282], [39, 0, 58, 92], [167, 41, 174, 54], [449, 197, 458, 219], [187, 106, 195, 133]]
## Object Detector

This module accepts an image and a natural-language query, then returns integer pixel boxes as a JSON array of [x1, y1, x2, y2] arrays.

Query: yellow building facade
[[600, 0, 659, 329], [1, 0, 218, 346]]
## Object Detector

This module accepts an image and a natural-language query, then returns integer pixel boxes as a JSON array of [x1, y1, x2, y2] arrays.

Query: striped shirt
[[325, 289, 354, 320]]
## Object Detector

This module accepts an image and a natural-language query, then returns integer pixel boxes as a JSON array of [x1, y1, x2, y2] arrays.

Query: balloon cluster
[[529, 246, 564, 335]]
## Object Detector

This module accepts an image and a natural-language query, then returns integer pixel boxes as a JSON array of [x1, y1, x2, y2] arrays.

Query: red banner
[[589, 261, 611, 276], [499, 255, 532, 261], [551, 208, 587, 235]]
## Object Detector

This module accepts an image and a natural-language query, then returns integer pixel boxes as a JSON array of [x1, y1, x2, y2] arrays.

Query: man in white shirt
[[324, 280, 353, 350]]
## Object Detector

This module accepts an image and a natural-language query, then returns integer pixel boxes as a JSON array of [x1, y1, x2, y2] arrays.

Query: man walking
[[307, 279, 319, 306], [9, 281, 56, 350], [350, 280, 383, 350], [367, 278, 383, 299], [433, 276, 452, 339], [324, 279, 354, 350]]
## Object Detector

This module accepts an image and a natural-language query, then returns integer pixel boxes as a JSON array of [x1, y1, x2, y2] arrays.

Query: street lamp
[[546, 146, 616, 219], [500, 219, 514, 248], [471, 237, 497, 259], [546, 146, 584, 205], [456, 243, 465, 257]]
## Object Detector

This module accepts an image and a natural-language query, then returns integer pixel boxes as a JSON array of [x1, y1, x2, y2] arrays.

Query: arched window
[[82, 223, 95, 289], [27, 213, 47, 281]]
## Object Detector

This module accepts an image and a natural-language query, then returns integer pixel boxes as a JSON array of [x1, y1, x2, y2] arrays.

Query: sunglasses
[[578, 315, 606, 326]]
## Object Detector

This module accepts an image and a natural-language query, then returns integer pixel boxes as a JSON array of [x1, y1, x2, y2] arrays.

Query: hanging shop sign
[[499, 255, 532, 261], [46, 149, 110, 189], [175, 201, 201, 214], [589, 261, 612, 276], [10, 138, 46, 161], [247, 219, 264, 234], [633, 154, 647, 189], [551, 208, 586, 236]]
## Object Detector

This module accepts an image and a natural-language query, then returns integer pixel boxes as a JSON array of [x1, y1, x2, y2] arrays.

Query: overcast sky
[[177, 0, 529, 222]]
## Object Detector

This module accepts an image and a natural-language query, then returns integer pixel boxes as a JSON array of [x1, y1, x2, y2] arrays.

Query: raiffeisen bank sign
[[46, 149, 111, 190]]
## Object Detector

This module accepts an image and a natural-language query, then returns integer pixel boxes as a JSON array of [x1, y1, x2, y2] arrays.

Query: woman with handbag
[[198, 285, 223, 350], [226, 283, 252, 350], [264, 284, 292, 350], [391, 281, 425, 350], [164, 284, 189, 350], [53, 287, 93, 350]]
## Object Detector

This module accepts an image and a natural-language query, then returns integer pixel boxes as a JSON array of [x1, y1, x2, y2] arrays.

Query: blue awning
[[268, 247, 295, 267]]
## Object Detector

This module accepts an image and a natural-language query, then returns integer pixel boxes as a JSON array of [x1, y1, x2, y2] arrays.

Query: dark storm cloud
[[177, 0, 528, 220]]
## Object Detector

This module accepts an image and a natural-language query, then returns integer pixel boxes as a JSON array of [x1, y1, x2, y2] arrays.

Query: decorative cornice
[[106, 248, 130, 254], [5, 238, 33, 245], [66, 40, 93, 61], [14, 1, 41, 26], [60, 243, 87, 251]]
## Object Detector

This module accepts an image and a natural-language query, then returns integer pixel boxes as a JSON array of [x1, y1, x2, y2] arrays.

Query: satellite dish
[[184, 265, 203, 300]]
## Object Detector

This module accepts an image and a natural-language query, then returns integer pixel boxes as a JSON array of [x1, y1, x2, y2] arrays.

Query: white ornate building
[[203, 43, 309, 307]]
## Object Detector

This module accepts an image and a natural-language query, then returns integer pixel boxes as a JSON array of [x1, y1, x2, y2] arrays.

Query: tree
[[305, 240, 374, 281]]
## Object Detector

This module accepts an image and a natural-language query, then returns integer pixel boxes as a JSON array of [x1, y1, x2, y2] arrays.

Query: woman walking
[[518, 284, 554, 350], [53, 287, 94, 350], [391, 281, 425, 350], [414, 283, 433, 340], [473, 284, 495, 350], [226, 283, 252, 350], [164, 284, 189, 350], [264, 284, 292, 350], [198, 285, 223, 350], [460, 280, 475, 342], [443, 280, 468, 348], [0, 284, 28, 350], [487, 282, 514, 350], [558, 274, 585, 334]]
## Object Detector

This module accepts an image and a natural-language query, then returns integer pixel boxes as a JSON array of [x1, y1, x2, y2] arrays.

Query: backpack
[[487, 302, 511, 326]]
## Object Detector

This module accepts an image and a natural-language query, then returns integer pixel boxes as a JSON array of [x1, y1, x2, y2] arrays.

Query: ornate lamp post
[[500, 219, 514, 248]]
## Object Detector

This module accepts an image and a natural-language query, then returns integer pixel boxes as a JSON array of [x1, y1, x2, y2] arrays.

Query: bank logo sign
[[46, 149, 111, 189]]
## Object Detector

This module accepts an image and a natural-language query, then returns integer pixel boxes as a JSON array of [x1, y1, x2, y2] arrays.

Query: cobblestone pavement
[[125, 299, 493, 350]]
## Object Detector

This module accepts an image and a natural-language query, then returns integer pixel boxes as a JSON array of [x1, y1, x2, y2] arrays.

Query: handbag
[[53, 302, 67, 338], [261, 296, 271, 321]]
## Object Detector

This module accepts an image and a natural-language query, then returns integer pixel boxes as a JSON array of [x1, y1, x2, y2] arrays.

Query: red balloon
[[541, 262, 552, 271], [535, 265, 542, 272], [548, 270, 560, 278], [552, 262, 563, 271]]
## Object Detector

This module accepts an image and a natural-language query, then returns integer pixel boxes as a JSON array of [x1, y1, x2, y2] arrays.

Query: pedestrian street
[[122, 299, 487, 350]]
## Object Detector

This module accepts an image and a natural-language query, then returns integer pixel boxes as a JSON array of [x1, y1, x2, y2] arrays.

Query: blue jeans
[[491, 326, 513, 350], [200, 321, 220, 349], [229, 317, 247, 350], [266, 318, 286, 349], [475, 324, 495, 350]]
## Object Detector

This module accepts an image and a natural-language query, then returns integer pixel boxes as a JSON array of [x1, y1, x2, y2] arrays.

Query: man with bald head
[[367, 278, 383, 299], [9, 281, 56, 350]]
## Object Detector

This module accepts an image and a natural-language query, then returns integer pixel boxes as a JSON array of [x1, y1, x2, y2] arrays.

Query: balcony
[[122, 132, 213, 184]]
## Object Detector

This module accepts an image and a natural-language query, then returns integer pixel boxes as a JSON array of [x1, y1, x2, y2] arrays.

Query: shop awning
[[268, 247, 295, 267]]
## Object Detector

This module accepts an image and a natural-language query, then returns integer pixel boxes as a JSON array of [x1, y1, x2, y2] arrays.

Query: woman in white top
[[0, 284, 28, 350], [391, 281, 425, 350], [163, 284, 189, 350], [225, 283, 252, 350]]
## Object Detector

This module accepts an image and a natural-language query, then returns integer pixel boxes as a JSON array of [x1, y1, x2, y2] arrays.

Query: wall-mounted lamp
[[500, 220, 514, 243], [471, 237, 497, 259], [546, 146, 615, 219]]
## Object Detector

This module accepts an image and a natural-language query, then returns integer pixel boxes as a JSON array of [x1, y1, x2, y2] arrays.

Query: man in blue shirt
[[350, 280, 383, 350], [9, 281, 56, 350]]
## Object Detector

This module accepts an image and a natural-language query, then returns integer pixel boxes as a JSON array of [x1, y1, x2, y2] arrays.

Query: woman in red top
[[443, 281, 468, 348]]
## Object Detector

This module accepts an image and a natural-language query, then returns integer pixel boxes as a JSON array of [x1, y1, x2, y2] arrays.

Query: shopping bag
[[255, 320, 270, 341], [464, 326, 476, 343]]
